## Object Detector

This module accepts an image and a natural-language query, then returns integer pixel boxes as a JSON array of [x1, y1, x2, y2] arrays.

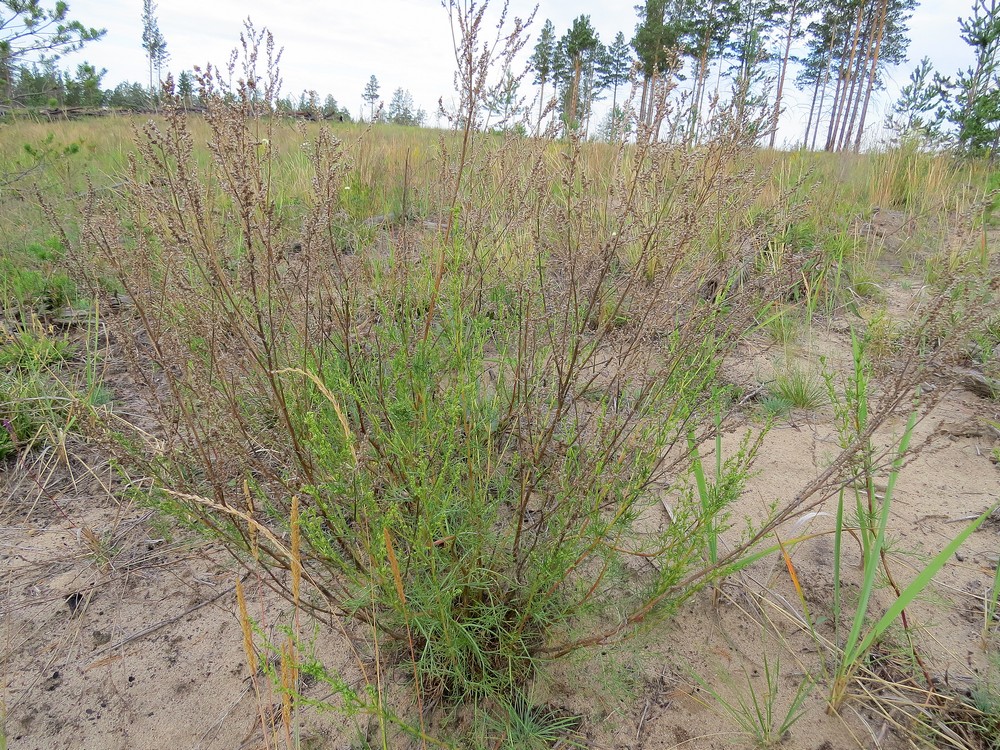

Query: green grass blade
[[853, 503, 996, 659], [840, 409, 917, 667], [833, 489, 844, 648], [689, 429, 716, 564]]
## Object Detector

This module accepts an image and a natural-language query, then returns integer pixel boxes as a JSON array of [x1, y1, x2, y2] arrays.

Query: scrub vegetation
[[3, 7, 1000, 750]]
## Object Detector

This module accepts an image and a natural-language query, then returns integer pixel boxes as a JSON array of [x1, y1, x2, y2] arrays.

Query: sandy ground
[[3, 264, 999, 749]]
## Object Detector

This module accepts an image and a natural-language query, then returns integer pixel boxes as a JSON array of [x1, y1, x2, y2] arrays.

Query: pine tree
[[177, 70, 193, 108], [796, 0, 914, 151], [362, 74, 380, 122], [598, 31, 633, 129], [954, 0, 1000, 154], [936, 0, 1000, 156], [596, 104, 632, 142], [633, 0, 664, 127], [12, 59, 62, 106], [388, 87, 424, 126], [322, 94, 350, 121], [684, 0, 739, 143], [530, 19, 556, 133], [0, 1, 105, 103], [819, 0, 915, 152], [633, 0, 689, 130], [141, 0, 167, 92], [725, 0, 778, 132], [884, 58, 942, 143], [484, 71, 522, 128], [560, 15, 600, 133], [64, 61, 104, 107], [581, 39, 607, 134], [768, 0, 818, 147], [797, 8, 841, 148]]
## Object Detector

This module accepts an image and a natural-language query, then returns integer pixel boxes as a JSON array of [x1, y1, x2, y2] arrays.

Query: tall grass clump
[[59, 9, 999, 745]]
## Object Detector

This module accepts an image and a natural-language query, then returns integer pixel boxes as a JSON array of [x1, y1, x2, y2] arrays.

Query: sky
[[54, 0, 978, 147]]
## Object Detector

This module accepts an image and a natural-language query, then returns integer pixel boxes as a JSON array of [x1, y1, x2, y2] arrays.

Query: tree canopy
[[1, 0, 104, 101]]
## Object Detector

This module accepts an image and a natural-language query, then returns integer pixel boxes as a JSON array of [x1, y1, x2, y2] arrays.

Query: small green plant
[[986, 550, 1000, 640], [969, 668, 1000, 750], [933, 655, 1000, 750], [773, 367, 826, 411], [695, 646, 815, 748], [0, 320, 75, 458], [0, 368, 65, 458], [760, 394, 794, 419], [0, 239, 76, 313], [968, 315, 1000, 366], [0, 320, 73, 371], [825, 333, 997, 711], [760, 304, 799, 346], [861, 308, 901, 370], [847, 259, 885, 302], [688, 410, 768, 583], [486, 693, 583, 750], [0, 310, 105, 459]]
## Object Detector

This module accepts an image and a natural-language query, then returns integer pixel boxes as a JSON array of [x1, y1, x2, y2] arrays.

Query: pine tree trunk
[[646, 70, 655, 132], [583, 59, 596, 137], [804, 70, 822, 148], [826, 4, 864, 151], [853, 0, 889, 152], [569, 57, 582, 132], [647, 70, 660, 130], [610, 79, 620, 142], [639, 75, 649, 131], [836, 46, 865, 150], [652, 70, 670, 140], [689, 34, 712, 144], [537, 79, 545, 136], [695, 50, 711, 143], [812, 22, 839, 150], [837, 0, 877, 151], [770, 0, 801, 148], [0, 52, 12, 104], [824, 65, 845, 151]]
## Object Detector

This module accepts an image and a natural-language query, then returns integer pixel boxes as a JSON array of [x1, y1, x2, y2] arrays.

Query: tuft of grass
[[760, 394, 794, 419], [0, 260, 76, 312], [695, 645, 815, 748], [487, 693, 584, 750], [847, 258, 885, 303], [861, 308, 902, 371], [986, 545, 1000, 641], [968, 314, 1000, 367], [0, 321, 76, 459], [928, 655, 1000, 750], [0, 305, 110, 460], [969, 675, 1000, 750], [760, 304, 800, 346], [688, 413, 766, 578], [772, 367, 826, 411], [0, 319, 73, 371]]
